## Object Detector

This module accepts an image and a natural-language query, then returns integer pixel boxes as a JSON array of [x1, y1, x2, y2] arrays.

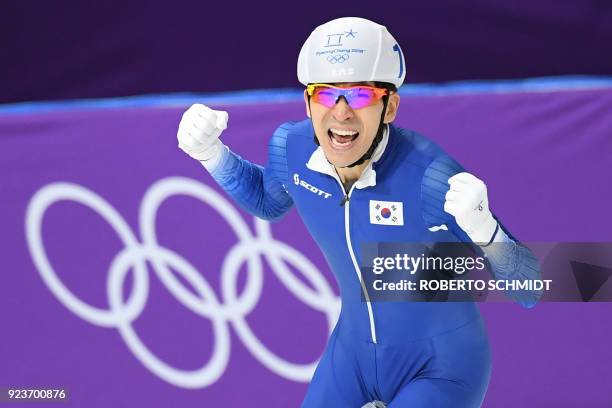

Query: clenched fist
[[177, 104, 229, 170], [444, 172, 499, 244]]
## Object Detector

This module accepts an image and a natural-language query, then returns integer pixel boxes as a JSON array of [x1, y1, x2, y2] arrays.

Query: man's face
[[304, 82, 399, 168]]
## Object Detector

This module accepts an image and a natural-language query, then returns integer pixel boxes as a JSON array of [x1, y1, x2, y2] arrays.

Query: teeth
[[330, 128, 358, 136]]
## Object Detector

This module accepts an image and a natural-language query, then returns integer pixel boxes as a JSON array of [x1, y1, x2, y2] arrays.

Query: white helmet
[[297, 17, 406, 88]]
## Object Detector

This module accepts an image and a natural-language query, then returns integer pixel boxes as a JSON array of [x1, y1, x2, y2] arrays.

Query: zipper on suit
[[334, 175, 378, 344]]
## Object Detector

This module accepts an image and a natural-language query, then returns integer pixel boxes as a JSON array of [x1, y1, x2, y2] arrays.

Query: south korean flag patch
[[369, 200, 404, 226]]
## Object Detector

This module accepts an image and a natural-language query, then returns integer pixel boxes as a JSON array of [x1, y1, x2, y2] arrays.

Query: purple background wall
[[1, 83, 612, 407], [2, 0, 612, 103]]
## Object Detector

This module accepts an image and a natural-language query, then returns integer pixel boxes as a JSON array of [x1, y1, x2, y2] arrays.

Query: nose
[[331, 96, 354, 122]]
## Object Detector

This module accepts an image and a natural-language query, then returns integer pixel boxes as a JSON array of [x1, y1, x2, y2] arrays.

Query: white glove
[[177, 104, 229, 171], [444, 172, 498, 244]]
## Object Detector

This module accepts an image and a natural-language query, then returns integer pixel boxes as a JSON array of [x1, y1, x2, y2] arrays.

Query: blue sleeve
[[209, 123, 294, 221], [421, 155, 542, 308], [482, 224, 543, 308]]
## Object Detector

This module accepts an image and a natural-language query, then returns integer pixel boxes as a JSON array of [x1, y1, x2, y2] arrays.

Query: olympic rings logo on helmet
[[326, 54, 349, 64]]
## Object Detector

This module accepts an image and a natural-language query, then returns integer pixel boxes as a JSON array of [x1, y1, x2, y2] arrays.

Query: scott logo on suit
[[293, 173, 332, 199]]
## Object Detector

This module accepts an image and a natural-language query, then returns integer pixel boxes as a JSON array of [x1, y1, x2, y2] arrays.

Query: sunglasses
[[306, 84, 390, 110]]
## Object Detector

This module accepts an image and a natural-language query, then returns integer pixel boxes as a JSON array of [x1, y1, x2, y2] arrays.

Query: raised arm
[[422, 155, 543, 308], [177, 104, 293, 221]]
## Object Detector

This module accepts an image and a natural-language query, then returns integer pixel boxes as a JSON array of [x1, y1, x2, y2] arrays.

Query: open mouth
[[328, 128, 359, 150]]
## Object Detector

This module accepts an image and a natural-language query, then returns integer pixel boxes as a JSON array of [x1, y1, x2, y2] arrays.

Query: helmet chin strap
[[309, 95, 390, 169]]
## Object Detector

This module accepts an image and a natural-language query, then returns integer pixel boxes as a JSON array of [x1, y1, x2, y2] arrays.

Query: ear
[[304, 89, 311, 118], [383, 93, 400, 123]]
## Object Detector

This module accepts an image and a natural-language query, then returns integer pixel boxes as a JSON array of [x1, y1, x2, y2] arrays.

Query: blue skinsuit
[[209, 120, 541, 407]]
